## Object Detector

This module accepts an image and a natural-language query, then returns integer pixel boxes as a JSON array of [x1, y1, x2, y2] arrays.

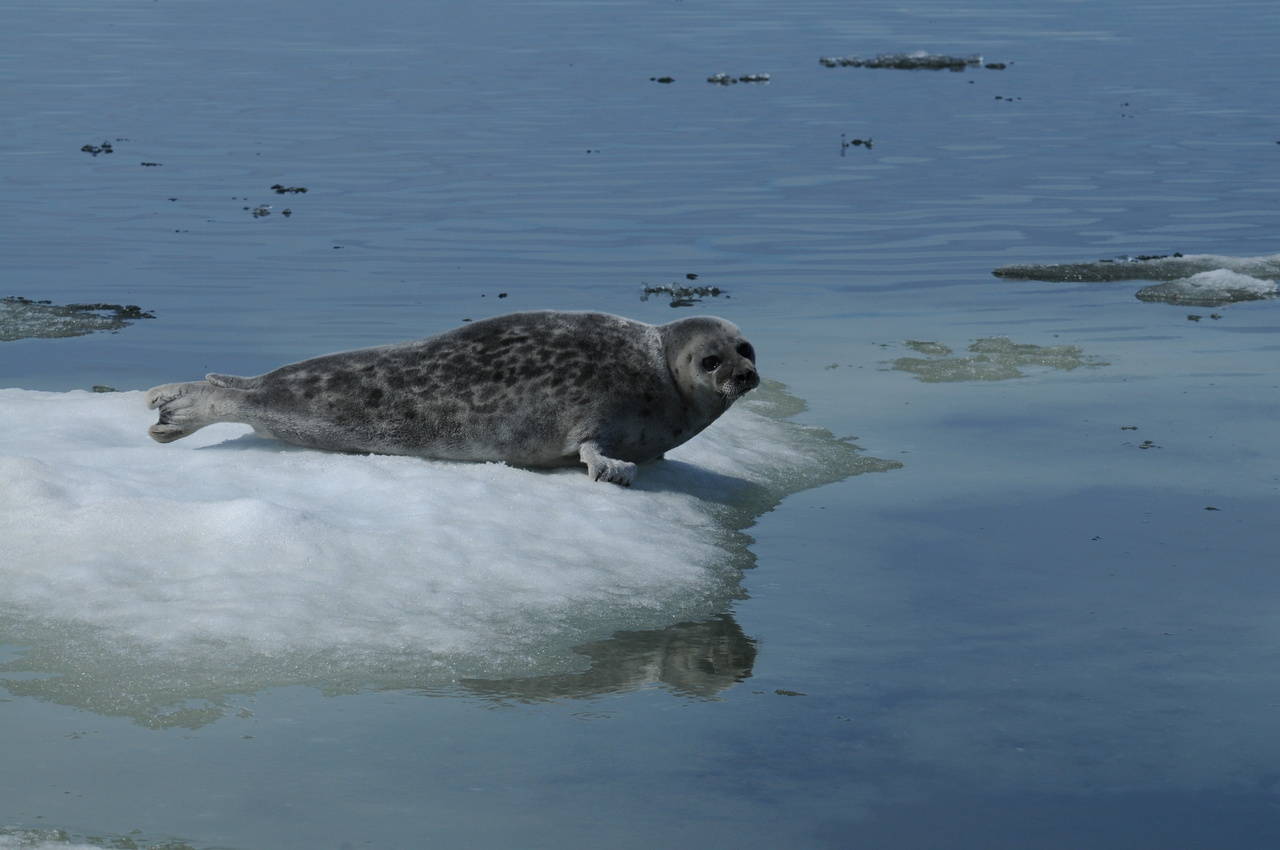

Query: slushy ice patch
[[0, 383, 898, 723], [1135, 270, 1278, 306], [0, 297, 156, 341], [892, 337, 1108, 383], [0, 829, 110, 850]]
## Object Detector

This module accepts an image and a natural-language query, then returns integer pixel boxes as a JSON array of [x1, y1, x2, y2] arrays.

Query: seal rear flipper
[[145, 380, 243, 443], [206, 372, 260, 389]]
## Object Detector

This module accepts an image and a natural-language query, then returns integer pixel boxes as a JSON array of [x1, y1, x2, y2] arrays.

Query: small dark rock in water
[[650, 76, 675, 84], [819, 52, 983, 71], [1186, 314, 1202, 322], [91, 385, 118, 393], [841, 134, 874, 155], [706, 72, 771, 85], [1205, 506, 1221, 511], [140, 161, 162, 167], [271, 184, 308, 194], [641, 283, 726, 308], [249, 205, 272, 218], [985, 62, 1007, 70], [774, 689, 807, 697], [281, 208, 292, 217], [685, 273, 699, 280], [498, 292, 508, 298], [80, 141, 115, 156], [1120, 425, 1138, 431]]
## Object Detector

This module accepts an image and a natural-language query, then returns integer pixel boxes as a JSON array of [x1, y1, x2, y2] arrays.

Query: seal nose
[[734, 367, 759, 391]]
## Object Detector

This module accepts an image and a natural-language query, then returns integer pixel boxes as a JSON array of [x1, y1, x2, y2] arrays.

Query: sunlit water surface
[[3, 0, 1279, 847]]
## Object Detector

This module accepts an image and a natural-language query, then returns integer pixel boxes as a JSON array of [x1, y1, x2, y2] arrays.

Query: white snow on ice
[[1136, 269, 1278, 304], [0, 385, 893, 696]]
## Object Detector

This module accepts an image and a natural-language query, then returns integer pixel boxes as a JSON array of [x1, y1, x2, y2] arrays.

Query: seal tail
[[145, 379, 245, 443]]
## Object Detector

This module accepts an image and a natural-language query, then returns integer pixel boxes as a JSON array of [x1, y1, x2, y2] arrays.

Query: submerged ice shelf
[[891, 337, 1108, 383], [0, 383, 898, 724]]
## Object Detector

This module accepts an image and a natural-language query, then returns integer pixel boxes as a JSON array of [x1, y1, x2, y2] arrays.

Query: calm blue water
[[3, 0, 1280, 847]]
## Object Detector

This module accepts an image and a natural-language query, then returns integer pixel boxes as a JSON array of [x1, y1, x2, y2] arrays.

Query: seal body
[[145, 311, 759, 485]]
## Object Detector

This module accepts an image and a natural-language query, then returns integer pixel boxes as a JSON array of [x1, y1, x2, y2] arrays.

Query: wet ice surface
[[0, 297, 156, 342], [0, 832, 103, 850], [4, 0, 1280, 846], [994, 253, 1280, 304], [993, 252, 1280, 283], [818, 51, 987, 70], [1135, 269, 1278, 305]]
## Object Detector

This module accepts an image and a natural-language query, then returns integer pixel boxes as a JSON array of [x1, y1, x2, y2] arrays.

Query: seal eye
[[736, 343, 755, 362], [700, 355, 722, 372]]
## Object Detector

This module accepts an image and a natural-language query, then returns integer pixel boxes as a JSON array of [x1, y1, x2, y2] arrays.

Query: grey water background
[[3, 0, 1280, 846]]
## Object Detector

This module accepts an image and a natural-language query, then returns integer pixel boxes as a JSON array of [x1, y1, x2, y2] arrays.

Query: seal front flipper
[[578, 441, 637, 487]]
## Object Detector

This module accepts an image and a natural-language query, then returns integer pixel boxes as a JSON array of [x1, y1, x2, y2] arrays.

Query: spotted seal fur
[[145, 310, 759, 486]]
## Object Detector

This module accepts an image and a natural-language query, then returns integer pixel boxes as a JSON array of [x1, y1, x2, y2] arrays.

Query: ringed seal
[[145, 310, 759, 486]]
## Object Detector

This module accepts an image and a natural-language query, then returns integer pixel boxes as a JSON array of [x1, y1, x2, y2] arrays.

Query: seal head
[[660, 315, 760, 422]]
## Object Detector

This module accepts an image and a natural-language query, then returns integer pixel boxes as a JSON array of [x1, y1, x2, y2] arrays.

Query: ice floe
[[0, 382, 898, 723], [0, 296, 156, 341], [993, 253, 1280, 305], [819, 51, 985, 71], [1135, 269, 1278, 306]]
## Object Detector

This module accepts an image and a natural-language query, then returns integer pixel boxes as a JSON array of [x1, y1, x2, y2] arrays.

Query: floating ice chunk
[[705, 72, 771, 85], [0, 383, 899, 723], [0, 296, 155, 341], [819, 51, 983, 71], [992, 253, 1280, 283], [1135, 269, 1278, 306]]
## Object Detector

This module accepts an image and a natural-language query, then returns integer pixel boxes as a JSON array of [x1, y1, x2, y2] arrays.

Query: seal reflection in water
[[146, 310, 759, 486]]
